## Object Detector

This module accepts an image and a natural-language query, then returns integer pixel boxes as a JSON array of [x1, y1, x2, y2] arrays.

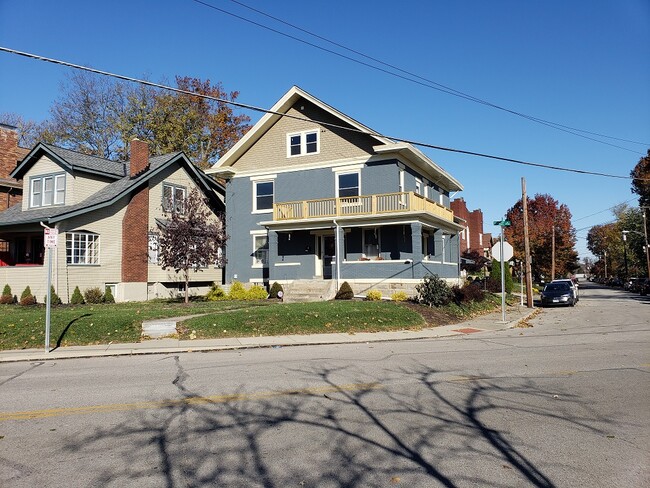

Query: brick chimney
[[122, 139, 150, 284], [0, 124, 19, 179], [129, 138, 150, 177]]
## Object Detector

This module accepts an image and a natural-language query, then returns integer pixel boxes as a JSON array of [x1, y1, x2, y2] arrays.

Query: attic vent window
[[287, 130, 319, 157]]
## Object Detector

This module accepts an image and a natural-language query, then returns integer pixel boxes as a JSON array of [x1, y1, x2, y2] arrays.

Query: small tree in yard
[[158, 188, 227, 304]]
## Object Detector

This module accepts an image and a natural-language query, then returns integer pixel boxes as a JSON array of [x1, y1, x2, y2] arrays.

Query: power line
[[1, 45, 648, 183], [188, 0, 648, 154], [573, 198, 638, 222]]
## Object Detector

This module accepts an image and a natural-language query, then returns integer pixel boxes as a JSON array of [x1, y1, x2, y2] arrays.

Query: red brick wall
[[0, 125, 18, 179], [121, 139, 150, 282]]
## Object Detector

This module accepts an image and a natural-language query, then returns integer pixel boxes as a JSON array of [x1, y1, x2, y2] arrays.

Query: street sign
[[492, 241, 514, 261], [44, 227, 58, 248], [493, 219, 511, 227]]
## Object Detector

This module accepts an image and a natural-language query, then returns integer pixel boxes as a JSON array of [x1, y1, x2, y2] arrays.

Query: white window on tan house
[[162, 183, 186, 214], [30, 173, 65, 208], [148, 233, 159, 264], [66, 232, 99, 265], [287, 130, 319, 157], [253, 235, 269, 267]]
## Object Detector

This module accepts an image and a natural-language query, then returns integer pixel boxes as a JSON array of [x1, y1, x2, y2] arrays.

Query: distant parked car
[[540, 282, 577, 307], [640, 278, 650, 296], [625, 278, 643, 292], [551, 279, 579, 302]]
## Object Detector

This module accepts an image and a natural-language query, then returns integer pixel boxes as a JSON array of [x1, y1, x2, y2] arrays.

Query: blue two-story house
[[207, 86, 464, 297]]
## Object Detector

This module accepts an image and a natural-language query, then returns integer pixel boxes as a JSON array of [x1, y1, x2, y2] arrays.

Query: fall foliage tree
[[505, 193, 578, 281], [5, 71, 251, 166], [157, 188, 227, 303], [630, 149, 650, 208]]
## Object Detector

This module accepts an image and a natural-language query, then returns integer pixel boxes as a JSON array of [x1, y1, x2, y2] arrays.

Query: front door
[[322, 235, 336, 279]]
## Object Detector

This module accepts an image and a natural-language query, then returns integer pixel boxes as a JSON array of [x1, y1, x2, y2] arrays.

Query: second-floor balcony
[[273, 191, 454, 223]]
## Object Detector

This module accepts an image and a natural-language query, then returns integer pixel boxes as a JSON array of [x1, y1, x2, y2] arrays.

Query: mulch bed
[[399, 301, 463, 328]]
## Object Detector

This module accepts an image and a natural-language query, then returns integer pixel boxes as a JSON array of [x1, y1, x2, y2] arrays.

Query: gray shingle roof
[[43, 144, 126, 178]]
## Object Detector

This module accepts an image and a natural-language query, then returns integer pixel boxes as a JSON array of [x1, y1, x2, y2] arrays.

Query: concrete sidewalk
[[0, 305, 537, 363]]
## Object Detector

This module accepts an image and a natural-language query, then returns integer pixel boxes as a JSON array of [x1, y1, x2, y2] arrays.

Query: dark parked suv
[[540, 282, 577, 307]]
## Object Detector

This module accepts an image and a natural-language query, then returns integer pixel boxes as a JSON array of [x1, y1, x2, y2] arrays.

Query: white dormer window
[[287, 130, 319, 157], [30, 173, 65, 208]]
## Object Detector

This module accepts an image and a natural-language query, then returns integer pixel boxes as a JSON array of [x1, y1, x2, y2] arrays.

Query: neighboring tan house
[[0, 124, 28, 212], [207, 86, 464, 298], [0, 139, 225, 302], [450, 197, 491, 256]]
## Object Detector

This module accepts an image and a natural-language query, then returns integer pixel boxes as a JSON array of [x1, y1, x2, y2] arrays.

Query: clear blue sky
[[1, 0, 649, 259]]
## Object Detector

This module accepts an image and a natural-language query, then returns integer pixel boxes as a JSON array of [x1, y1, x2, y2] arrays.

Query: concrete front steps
[[282, 280, 337, 303]]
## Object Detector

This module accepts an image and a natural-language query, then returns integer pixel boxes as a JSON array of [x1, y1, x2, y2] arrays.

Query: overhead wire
[[1, 45, 649, 184], [187, 0, 648, 154]]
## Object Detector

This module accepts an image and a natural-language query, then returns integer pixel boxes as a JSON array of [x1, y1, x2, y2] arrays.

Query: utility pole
[[622, 231, 629, 280], [643, 207, 650, 278], [521, 178, 534, 308], [604, 250, 607, 279], [551, 225, 556, 281]]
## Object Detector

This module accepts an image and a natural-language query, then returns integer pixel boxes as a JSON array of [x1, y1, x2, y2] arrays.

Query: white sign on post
[[491, 241, 513, 262], [44, 227, 58, 248]]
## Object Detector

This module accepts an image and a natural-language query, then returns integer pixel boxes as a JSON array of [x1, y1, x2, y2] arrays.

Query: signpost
[[42, 224, 57, 352], [493, 219, 511, 323]]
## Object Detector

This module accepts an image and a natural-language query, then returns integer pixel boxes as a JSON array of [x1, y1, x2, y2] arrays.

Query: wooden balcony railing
[[273, 192, 454, 222]]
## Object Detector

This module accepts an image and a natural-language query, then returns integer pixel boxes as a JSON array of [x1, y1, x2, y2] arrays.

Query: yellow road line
[[0, 382, 382, 422]]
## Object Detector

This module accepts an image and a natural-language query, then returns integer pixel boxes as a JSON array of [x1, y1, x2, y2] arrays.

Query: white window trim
[[162, 183, 187, 214], [30, 173, 66, 208], [66, 232, 100, 266], [252, 179, 275, 214], [286, 129, 320, 157], [335, 170, 361, 198], [252, 234, 269, 268], [415, 178, 422, 196]]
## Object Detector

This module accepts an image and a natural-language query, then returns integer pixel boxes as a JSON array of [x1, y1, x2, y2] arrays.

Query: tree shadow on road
[[59, 358, 611, 487]]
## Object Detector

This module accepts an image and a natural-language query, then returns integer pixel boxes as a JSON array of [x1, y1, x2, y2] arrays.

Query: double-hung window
[[254, 180, 274, 212], [363, 228, 380, 258], [253, 235, 269, 267], [30, 173, 65, 208], [337, 172, 360, 198], [66, 232, 100, 265], [162, 183, 186, 214], [287, 130, 319, 157]]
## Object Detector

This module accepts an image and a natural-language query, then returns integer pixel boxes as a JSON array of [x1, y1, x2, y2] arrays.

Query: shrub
[[70, 286, 84, 305], [269, 281, 284, 299], [247, 284, 269, 300], [452, 283, 486, 304], [0, 284, 13, 304], [228, 281, 249, 300], [490, 259, 513, 293], [104, 286, 115, 304], [366, 290, 382, 301], [43, 286, 62, 306], [335, 281, 354, 300], [206, 283, 227, 301], [391, 291, 409, 302], [416, 274, 452, 307], [19, 286, 36, 306], [84, 287, 104, 304]]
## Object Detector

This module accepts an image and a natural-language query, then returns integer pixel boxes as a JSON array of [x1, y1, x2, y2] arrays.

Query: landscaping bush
[[366, 290, 382, 301], [416, 274, 452, 307], [490, 259, 513, 293], [206, 282, 227, 301], [84, 287, 104, 304], [247, 284, 269, 300], [269, 281, 284, 299], [451, 283, 486, 304], [485, 277, 502, 293], [228, 281, 249, 300], [391, 291, 409, 302], [43, 286, 62, 306], [19, 286, 36, 306], [0, 284, 13, 304], [104, 286, 115, 304], [335, 281, 354, 300], [70, 286, 84, 305]]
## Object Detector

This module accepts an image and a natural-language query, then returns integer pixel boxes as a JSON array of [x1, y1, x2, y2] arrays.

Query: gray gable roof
[[42, 144, 126, 178], [0, 151, 224, 227]]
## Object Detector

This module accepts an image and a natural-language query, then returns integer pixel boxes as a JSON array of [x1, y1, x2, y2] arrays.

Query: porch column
[[267, 230, 278, 281], [449, 232, 460, 264], [335, 224, 345, 282], [433, 229, 444, 261], [411, 222, 423, 263]]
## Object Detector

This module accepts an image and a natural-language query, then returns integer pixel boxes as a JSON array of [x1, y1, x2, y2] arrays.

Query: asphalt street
[[1, 283, 648, 487]]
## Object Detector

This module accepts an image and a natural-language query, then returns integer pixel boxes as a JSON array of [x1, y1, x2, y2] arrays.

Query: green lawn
[[178, 301, 425, 339], [0, 301, 270, 350]]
